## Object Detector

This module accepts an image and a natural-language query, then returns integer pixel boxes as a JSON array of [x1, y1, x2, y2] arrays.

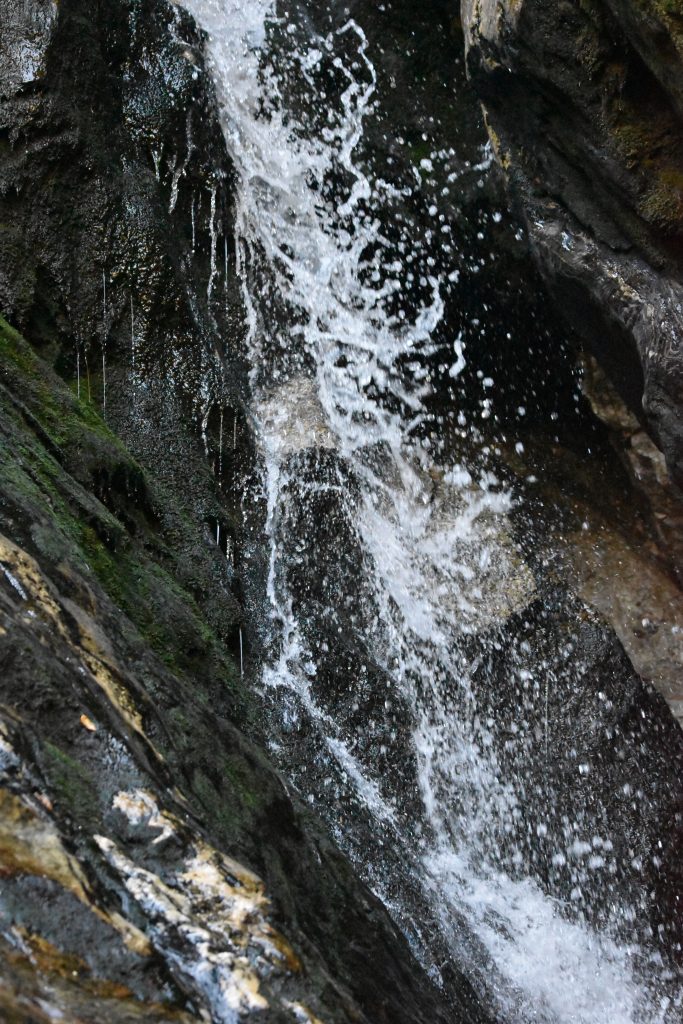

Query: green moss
[[606, 95, 683, 233], [660, 166, 683, 190], [0, 314, 129, 461], [74, 519, 240, 695], [42, 743, 100, 825], [0, 311, 246, 750], [610, 118, 656, 161], [641, 181, 683, 226], [190, 769, 239, 837], [0, 316, 40, 377], [222, 757, 260, 810], [77, 524, 126, 597], [653, 0, 683, 23]]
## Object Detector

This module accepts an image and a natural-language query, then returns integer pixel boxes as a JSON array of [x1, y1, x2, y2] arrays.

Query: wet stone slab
[[0, 0, 58, 95]]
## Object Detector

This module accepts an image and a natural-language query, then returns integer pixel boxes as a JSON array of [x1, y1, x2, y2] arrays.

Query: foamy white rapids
[[181, 2, 676, 1021]]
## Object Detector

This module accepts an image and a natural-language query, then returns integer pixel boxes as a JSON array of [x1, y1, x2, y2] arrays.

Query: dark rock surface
[[462, 0, 683, 488], [0, 0, 58, 95], [469, 583, 683, 948]]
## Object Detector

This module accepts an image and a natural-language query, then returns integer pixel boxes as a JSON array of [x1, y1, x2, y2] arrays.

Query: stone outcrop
[[462, 0, 683, 488]]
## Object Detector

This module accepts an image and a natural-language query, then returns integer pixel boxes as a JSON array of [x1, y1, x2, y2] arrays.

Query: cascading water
[[181, 2, 681, 1021]]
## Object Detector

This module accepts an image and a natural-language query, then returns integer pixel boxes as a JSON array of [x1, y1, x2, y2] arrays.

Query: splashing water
[[181, 2, 681, 1021]]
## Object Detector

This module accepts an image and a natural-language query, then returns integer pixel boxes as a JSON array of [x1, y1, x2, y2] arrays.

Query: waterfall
[[181, 2, 680, 1021]]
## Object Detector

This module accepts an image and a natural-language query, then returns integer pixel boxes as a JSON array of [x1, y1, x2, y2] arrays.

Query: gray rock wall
[[462, 0, 683, 487]]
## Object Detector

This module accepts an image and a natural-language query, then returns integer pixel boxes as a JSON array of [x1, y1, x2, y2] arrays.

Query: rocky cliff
[[0, 2, 490, 1020], [1, 0, 682, 1019]]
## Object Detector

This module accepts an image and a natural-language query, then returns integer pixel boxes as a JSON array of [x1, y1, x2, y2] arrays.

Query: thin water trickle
[[208, 184, 218, 299], [130, 293, 136, 373], [224, 234, 229, 310], [181, 2, 680, 1021], [218, 408, 224, 482], [102, 270, 108, 420]]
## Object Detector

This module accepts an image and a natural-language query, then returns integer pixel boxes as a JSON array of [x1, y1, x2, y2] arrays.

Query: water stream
[[181, 2, 680, 1020]]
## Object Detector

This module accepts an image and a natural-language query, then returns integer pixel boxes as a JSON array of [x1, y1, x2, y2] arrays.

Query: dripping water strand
[[224, 234, 229, 310], [218, 408, 224, 483], [102, 271, 107, 420], [208, 185, 218, 300]]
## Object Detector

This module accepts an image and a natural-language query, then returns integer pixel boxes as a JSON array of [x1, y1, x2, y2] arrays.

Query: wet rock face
[[462, 0, 683, 486], [0, 0, 681, 1018], [469, 589, 683, 949], [0, 0, 239, 399], [0, 1, 488, 1021], [0, 0, 57, 94]]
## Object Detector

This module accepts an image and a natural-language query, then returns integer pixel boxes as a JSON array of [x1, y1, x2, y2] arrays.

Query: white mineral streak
[[113, 790, 175, 845], [1, 564, 28, 601], [0, 726, 22, 777], [97, 789, 307, 1024]]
